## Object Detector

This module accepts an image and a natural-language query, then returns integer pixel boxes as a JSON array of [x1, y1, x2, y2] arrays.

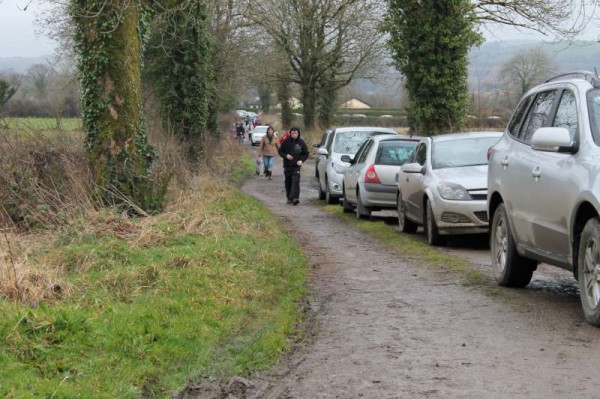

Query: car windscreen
[[590, 89, 600, 144], [333, 131, 393, 154], [375, 140, 419, 166], [253, 127, 269, 134], [432, 136, 500, 169]]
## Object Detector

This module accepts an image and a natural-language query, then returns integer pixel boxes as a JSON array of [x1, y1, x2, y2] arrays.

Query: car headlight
[[332, 162, 349, 174], [437, 182, 471, 200]]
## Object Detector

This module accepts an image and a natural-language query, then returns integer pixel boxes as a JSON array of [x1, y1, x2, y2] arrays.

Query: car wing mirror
[[401, 162, 425, 174], [317, 147, 329, 156], [531, 127, 575, 153], [340, 155, 353, 163]]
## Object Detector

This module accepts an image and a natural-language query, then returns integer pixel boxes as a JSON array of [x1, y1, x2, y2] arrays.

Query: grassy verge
[[0, 177, 310, 397], [323, 205, 490, 287], [3, 118, 82, 131]]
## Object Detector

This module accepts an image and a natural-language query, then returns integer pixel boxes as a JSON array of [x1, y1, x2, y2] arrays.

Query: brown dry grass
[[0, 118, 249, 304]]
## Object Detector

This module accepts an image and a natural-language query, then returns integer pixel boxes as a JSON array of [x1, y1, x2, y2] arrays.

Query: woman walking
[[258, 126, 279, 179]]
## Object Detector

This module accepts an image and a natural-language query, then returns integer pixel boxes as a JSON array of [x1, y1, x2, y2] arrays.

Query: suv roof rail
[[545, 70, 600, 87]]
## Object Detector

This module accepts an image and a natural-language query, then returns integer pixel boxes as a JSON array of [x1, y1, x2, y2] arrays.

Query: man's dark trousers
[[284, 167, 301, 201]]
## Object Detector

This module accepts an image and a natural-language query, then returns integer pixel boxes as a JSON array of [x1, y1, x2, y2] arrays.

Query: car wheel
[[355, 189, 371, 220], [342, 185, 354, 213], [425, 199, 445, 246], [317, 175, 326, 200], [578, 218, 600, 326], [325, 177, 338, 204], [397, 192, 417, 233], [490, 203, 537, 287]]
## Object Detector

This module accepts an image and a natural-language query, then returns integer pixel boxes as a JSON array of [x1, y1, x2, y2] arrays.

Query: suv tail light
[[364, 164, 381, 184], [487, 146, 493, 161]]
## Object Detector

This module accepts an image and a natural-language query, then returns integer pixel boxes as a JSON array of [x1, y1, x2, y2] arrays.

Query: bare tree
[[246, 0, 387, 128], [26, 64, 52, 101], [499, 47, 555, 97], [474, 0, 595, 39]]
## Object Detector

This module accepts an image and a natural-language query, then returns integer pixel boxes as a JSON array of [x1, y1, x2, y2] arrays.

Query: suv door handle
[[500, 157, 509, 167], [532, 166, 541, 178]]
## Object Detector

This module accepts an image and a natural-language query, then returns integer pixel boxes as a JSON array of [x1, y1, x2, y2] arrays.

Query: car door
[[345, 140, 373, 203], [402, 141, 428, 223], [502, 90, 558, 247], [318, 130, 335, 191], [527, 89, 580, 257]]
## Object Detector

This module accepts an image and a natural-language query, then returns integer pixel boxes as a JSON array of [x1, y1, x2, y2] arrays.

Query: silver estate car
[[342, 135, 420, 218], [397, 131, 502, 246], [316, 127, 397, 203], [488, 71, 600, 326]]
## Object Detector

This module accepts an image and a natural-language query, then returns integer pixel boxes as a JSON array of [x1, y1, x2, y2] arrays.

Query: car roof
[[372, 134, 422, 143], [429, 131, 503, 143], [333, 126, 397, 134]]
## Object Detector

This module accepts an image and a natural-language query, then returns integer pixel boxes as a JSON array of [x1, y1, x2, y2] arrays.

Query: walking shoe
[[292, 199, 299, 205], [287, 199, 293, 204]]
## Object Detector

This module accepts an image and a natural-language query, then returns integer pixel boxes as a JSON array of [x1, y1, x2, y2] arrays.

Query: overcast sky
[[0, 0, 599, 58]]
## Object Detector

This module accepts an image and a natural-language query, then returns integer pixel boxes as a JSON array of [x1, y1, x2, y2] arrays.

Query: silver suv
[[487, 71, 600, 326]]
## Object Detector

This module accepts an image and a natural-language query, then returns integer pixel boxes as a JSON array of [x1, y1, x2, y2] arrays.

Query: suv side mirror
[[317, 147, 329, 156], [531, 127, 575, 153], [340, 155, 353, 163]]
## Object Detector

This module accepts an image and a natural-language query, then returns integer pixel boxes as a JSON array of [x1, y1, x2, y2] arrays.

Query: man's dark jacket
[[279, 134, 309, 168]]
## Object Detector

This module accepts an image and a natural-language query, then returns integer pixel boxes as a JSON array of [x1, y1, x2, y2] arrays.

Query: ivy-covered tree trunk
[[317, 76, 337, 127], [385, 0, 481, 134], [301, 78, 317, 129], [277, 79, 292, 129], [70, 1, 157, 209], [144, 1, 215, 158]]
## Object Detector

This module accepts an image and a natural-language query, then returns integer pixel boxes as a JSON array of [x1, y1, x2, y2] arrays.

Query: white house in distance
[[274, 96, 302, 110], [339, 98, 372, 109]]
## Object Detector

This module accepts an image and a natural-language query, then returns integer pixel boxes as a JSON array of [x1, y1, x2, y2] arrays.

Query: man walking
[[278, 127, 309, 205]]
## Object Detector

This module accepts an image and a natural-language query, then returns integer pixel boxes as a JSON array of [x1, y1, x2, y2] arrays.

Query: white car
[[316, 127, 397, 203], [397, 131, 502, 246], [249, 125, 271, 146], [312, 129, 334, 178], [342, 135, 420, 218]]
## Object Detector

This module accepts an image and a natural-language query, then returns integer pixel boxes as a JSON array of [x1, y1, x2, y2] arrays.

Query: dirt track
[[193, 149, 600, 398]]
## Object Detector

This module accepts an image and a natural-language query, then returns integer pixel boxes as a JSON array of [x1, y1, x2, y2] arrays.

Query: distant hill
[[0, 56, 49, 74], [468, 39, 600, 84]]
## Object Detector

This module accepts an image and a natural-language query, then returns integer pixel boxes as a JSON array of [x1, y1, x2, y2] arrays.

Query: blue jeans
[[262, 156, 275, 171]]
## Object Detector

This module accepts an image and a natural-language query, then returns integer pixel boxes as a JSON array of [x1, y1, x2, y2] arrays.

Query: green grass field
[[3, 117, 82, 131]]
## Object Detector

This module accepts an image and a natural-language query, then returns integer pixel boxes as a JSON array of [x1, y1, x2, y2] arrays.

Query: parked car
[[487, 71, 600, 326], [249, 125, 270, 146], [342, 135, 420, 218], [313, 129, 333, 178], [397, 131, 502, 246], [316, 127, 397, 203]]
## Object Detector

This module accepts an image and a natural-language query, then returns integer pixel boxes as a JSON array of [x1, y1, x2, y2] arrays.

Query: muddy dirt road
[[232, 151, 600, 398]]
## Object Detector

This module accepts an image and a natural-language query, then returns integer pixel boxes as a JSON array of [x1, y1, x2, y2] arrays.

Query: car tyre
[[342, 185, 354, 213], [578, 217, 600, 326], [490, 203, 537, 287], [397, 192, 417, 233], [355, 189, 371, 220], [317, 175, 326, 200], [325, 177, 338, 204], [425, 199, 445, 246]]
